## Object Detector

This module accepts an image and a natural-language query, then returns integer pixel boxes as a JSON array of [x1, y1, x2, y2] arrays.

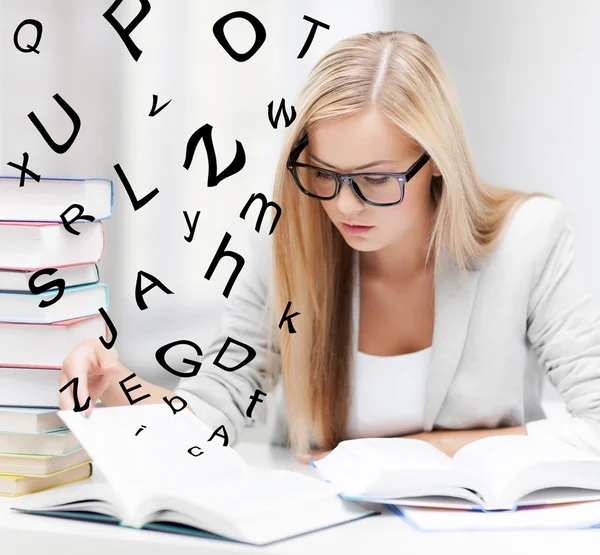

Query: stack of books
[[0, 407, 91, 496], [0, 174, 113, 496]]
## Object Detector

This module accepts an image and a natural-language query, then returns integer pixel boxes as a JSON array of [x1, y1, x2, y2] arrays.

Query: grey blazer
[[174, 196, 600, 455]]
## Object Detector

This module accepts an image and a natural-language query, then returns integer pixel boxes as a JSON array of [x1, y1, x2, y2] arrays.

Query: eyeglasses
[[286, 133, 431, 207]]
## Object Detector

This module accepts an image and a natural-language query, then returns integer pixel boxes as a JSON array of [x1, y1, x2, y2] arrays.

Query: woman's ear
[[430, 160, 441, 177]]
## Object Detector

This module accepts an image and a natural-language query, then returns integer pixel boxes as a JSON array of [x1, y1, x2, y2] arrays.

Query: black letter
[[59, 377, 91, 412], [213, 11, 266, 62], [135, 270, 174, 310], [98, 307, 117, 349], [103, 0, 151, 62], [279, 301, 301, 333], [60, 203, 95, 235], [163, 395, 188, 415], [267, 99, 296, 129], [213, 337, 256, 372], [28, 93, 81, 154], [298, 16, 329, 58], [156, 340, 203, 378], [7, 152, 41, 186], [239, 192, 281, 235], [183, 210, 200, 242], [119, 373, 151, 405], [13, 19, 43, 54], [28, 268, 65, 308], [135, 425, 146, 436], [246, 389, 267, 418], [149, 94, 171, 116], [204, 232, 244, 298], [183, 123, 245, 187], [208, 425, 229, 447], [188, 446, 204, 456], [114, 163, 159, 211]]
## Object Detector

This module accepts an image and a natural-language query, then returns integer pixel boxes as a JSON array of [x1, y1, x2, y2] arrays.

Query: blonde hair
[[264, 30, 551, 456]]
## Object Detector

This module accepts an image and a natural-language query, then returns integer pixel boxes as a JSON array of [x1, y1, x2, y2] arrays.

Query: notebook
[[0, 282, 108, 323], [0, 368, 63, 407], [0, 175, 113, 221], [390, 501, 600, 531], [310, 435, 600, 511], [0, 314, 107, 368], [10, 405, 378, 545], [0, 221, 104, 271], [0, 406, 65, 432], [0, 264, 99, 292], [0, 427, 81, 456], [0, 447, 90, 476], [0, 461, 92, 496]]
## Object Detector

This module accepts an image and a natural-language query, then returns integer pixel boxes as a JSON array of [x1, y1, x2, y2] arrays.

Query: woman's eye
[[315, 171, 331, 179], [363, 176, 389, 185]]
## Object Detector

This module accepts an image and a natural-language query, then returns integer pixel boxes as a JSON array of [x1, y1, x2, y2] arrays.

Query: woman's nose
[[336, 181, 364, 214]]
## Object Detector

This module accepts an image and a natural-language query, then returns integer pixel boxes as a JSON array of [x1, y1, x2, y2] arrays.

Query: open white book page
[[12, 408, 377, 544], [10, 480, 125, 519], [312, 437, 492, 503], [58, 404, 249, 523], [11, 481, 124, 520], [135, 468, 375, 543], [451, 435, 600, 509]]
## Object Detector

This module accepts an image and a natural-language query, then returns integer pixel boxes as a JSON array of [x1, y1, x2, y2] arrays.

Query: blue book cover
[[0, 282, 109, 323]]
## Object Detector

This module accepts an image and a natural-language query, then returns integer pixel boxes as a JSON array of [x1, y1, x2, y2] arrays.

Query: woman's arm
[[170, 232, 281, 446], [401, 426, 527, 457], [296, 426, 528, 463], [523, 204, 600, 456]]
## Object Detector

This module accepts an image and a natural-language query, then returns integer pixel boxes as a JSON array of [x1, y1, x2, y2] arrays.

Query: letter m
[[239, 193, 281, 235]]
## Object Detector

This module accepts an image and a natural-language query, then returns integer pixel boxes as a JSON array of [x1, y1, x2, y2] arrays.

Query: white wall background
[[2, 0, 597, 429]]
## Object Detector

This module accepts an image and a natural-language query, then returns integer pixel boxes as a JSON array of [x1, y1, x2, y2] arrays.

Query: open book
[[310, 436, 600, 511], [10, 405, 377, 545]]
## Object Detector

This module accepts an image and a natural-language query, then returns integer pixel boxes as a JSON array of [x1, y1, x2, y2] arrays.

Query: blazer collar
[[350, 247, 482, 432]]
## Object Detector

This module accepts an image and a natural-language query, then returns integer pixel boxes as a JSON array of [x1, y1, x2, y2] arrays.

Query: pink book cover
[[0, 313, 109, 369], [0, 221, 105, 271]]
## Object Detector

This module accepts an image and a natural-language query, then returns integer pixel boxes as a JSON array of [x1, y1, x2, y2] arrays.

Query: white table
[[1, 440, 599, 555]]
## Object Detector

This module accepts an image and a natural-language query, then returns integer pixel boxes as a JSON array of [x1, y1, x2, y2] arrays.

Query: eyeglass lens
[[294, 166, 403, 204]]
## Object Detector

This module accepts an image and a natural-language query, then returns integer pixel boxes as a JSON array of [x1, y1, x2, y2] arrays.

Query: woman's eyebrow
[[307, 152, 398, 171]]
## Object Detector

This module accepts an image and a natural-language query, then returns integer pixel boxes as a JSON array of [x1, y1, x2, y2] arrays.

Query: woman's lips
[[341, 222, 374, 236]]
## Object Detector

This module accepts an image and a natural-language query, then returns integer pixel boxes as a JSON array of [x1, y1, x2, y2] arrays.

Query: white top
[[345, 345, 432, 439]]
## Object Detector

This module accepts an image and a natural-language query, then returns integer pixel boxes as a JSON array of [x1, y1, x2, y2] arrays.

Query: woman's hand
[[296, 449, 332, 465], [59, 338, 127, 417]]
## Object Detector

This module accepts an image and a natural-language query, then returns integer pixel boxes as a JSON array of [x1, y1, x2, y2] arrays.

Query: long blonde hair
[[265, 30, 551, 456]]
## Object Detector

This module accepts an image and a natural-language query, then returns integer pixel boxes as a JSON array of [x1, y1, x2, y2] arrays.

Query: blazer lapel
[[350, 247, 482, 433], [422, 248, 481, 431]]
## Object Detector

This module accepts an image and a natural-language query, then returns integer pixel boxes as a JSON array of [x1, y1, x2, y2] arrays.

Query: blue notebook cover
[[0, 264, 100, 293], [387, 503, 600, 532], [0, 175, 114, 221], [0, 282, 109, 323]]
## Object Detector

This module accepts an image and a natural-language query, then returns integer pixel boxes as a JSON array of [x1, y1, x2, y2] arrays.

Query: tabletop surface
[[1, 439, 600, 555]]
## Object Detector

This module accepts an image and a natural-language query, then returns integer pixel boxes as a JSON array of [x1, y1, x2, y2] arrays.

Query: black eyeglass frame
[[285, 133, 431, 207]]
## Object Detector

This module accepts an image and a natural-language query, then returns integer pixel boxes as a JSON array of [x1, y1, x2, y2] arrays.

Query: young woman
[[59, 30, 600, 464]]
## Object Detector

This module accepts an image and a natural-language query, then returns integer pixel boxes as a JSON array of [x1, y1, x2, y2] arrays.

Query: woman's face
[[307, 105, 440, 253]]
